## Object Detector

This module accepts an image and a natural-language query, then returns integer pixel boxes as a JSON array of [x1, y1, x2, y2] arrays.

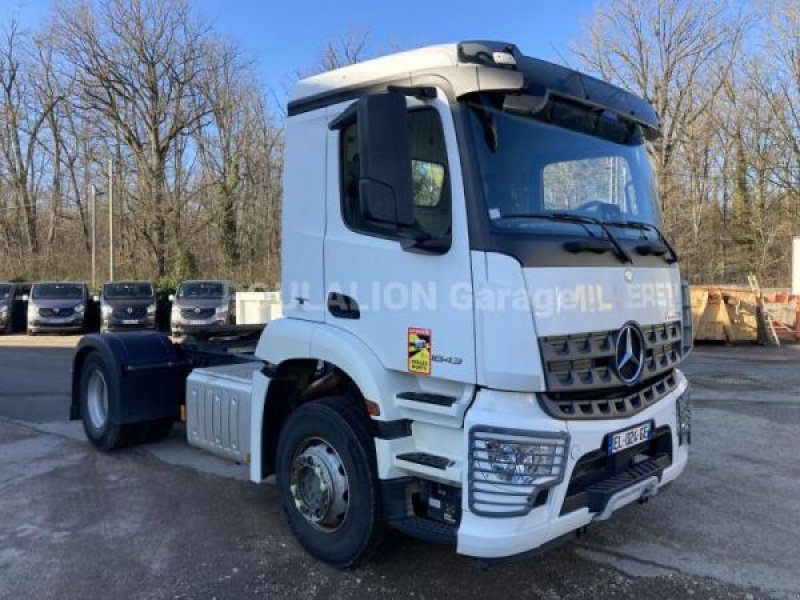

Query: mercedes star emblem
[[614, 323, 645, 384]]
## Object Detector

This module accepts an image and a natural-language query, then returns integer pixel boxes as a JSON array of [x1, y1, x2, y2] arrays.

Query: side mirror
[[168, 294, 175, 302], [330, 92, 415, 228]]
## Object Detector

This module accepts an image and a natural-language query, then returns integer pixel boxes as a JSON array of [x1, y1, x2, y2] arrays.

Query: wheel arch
[[71, 333, 188, 425], [254, 322, 409, 480]]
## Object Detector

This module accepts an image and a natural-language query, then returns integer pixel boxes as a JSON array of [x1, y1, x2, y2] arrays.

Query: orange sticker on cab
[[407, 327, 432, 375]]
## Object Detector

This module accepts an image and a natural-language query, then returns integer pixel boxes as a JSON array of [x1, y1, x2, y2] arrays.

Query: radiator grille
[[39, 307, 75, 317], [182, 308, 216, 319], [539, 321, 682, 393]]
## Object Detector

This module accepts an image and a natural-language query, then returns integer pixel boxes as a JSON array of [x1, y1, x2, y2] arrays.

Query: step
[[394, 451, 461, 483], [396, 391, 458, 407], [389, 516, 457, 545]]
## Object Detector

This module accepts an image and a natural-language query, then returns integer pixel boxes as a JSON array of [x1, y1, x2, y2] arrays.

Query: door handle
[[327, 292, 360, 319]]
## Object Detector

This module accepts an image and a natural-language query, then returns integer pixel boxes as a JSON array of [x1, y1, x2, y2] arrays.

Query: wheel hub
[[86, 370, 108, 430], [290, 439, 349, 532]]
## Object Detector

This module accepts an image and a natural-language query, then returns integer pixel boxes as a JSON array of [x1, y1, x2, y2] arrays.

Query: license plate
[[608, 422, 652, 455], [123, 319, 139, 325], [188, 320, 205, 325], [46, 317, 71, 323]]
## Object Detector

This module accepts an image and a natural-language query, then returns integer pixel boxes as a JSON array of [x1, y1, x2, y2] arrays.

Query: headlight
[[0, 305, 7, 315], [469, 428, 569, 517], [171, 305, 181, 317], [215, 306, 227, 314], [74, 303, 85, 313], [147, 303, 157, 315], [27, 305, 38, 319], [101, 304, 113, 316], [676, 386, 692, 445]]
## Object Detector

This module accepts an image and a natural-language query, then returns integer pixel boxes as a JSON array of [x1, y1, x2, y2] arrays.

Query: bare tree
[[573, 0, 745, 209], [53, 0, 218, 276], [0, 18, 62, 257]]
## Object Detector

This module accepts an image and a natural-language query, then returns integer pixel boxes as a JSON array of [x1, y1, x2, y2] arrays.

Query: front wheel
[[275, 397, 385, 568]]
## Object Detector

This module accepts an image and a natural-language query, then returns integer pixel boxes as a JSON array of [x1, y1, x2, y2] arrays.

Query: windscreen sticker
[[407, 327, 432, 375]]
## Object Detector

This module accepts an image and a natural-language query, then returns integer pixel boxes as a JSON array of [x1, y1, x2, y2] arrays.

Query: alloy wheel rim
[[289, 437, 350, 532]]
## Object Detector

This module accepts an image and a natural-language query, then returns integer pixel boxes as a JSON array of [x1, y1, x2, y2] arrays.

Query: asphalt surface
[[0, 335, 798, 599]]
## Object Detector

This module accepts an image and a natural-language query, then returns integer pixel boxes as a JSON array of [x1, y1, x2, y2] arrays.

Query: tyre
[[79, 352, 137, 451], [276, 397, 385, 568]]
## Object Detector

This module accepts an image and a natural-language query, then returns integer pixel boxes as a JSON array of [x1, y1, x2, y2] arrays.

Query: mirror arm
[[328, 102, 358, 130], [400, 231, 451, 255], [387, 85, 437, 100]]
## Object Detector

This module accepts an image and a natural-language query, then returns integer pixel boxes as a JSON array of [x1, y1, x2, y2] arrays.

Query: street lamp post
[[108, 158, 114, 282]]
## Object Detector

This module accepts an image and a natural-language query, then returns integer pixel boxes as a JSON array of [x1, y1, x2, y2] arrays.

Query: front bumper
[[29, 316, 85, 332], [103, 316, 156, 331], [171, 315, 227, 333], [457, 371, 689, 559]]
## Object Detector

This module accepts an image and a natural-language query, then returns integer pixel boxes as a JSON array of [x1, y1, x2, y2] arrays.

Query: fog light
[[469, 428, 569, 517]]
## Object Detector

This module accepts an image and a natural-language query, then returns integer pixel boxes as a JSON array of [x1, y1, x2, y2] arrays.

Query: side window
[[340, 106, 451, 239]]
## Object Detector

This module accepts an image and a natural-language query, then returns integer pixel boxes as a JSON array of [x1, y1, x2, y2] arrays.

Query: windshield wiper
[[606, 220, 678, 264], [496, 212, 632, 263]]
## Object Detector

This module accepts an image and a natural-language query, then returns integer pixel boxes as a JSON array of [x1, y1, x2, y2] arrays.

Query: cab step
[[388, 516, 457, 545], [396, 452, 453, 470]]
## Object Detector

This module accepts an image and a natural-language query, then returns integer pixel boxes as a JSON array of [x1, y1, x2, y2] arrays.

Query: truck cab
[[71, 41, 692, 568]]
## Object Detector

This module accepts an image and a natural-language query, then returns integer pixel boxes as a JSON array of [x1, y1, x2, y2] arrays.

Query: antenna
[[548, 40, 574, 69]]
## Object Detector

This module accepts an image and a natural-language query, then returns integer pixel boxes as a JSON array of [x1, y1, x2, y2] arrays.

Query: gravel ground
[[0, 340, 797, 599]]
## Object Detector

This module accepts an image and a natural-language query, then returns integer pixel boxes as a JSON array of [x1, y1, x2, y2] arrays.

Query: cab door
[[323, 91, 476, 386]]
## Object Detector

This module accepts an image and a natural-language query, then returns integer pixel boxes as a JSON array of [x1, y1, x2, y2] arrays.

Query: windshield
[[466, 96, 661, 239], [32, 283, 85, 300], [104, 282, 154, 300], [0, 285, 11, 300], [177, 282, 225, 299]]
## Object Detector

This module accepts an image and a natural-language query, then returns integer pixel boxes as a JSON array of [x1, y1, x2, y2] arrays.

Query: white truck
[[71, 41, 693, 568]]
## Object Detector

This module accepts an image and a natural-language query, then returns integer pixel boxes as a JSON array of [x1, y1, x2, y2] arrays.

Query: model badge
[[624, 268, 634, 282], [614, 323, 645, 384]]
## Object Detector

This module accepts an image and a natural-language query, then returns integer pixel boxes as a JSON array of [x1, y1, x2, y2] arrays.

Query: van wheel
[[276, 397, 385, 568], [79, 353, 137, 451]]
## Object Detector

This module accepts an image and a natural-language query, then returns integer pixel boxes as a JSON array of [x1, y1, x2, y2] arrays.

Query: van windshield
[[104, 282, 154, 300], [465, 94, 662, 240], [178, 282, 225, 299], [33, 283, 84, 299]]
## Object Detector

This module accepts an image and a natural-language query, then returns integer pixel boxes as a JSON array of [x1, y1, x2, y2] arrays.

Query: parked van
[[99, 281, 157, 332], [27, 282, 89, 334], [0, 282, 29, 334], [170, 280, 236, 335]]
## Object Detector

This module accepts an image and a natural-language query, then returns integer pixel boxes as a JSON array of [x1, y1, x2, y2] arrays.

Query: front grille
[[181, 308, 215, 319], [540, 371, 680, 420], [39, 307, 75, 318], [539, 321, 682, 394], [560, 425, 672, 516], [112, 306, 147, 319]]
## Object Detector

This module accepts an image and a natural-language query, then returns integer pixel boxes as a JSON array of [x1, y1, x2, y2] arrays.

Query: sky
[[4, 0, 599, 105]]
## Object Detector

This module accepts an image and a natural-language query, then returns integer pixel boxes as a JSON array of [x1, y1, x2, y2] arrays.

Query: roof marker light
[[492, 51, 517, 66]]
